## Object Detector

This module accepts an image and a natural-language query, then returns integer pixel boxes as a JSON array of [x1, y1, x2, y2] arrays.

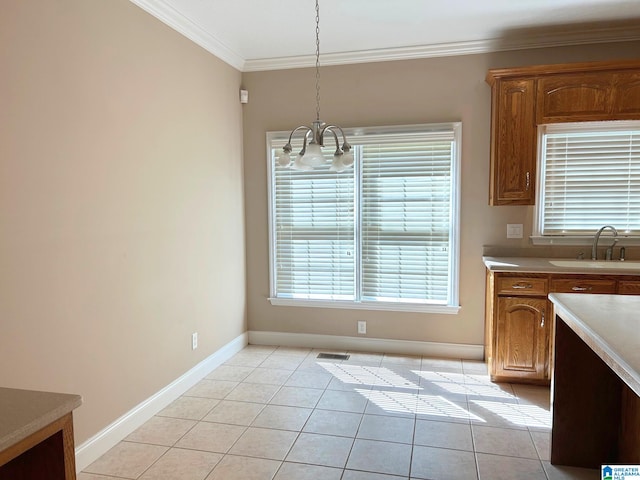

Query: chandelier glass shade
[[278, 0, 352, 173]]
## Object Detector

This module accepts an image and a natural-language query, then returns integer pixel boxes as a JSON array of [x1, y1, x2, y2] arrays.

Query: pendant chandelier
[[277, 0, 353, 173]]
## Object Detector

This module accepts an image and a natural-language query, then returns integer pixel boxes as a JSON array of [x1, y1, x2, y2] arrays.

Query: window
[[534, 121, 640, 244], [267, 123, 461, 313]]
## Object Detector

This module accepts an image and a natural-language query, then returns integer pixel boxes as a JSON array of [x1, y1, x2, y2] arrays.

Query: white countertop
[[549, 293, 640, 397], [0, 388, 82, 453], [483, 256, 640, 275]]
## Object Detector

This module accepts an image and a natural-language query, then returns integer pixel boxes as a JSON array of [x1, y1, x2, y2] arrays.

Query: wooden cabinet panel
[[538, 71, 640, 122], [619, 385, 640, 463], [537, 73, 612, 123], [0, 412, 77, 480], [612, 72, 640, 117], [494, 297, 549, 381], [489, 78, 536, 205], [618, 280, 640, 295], [550, 278, 617, 294]]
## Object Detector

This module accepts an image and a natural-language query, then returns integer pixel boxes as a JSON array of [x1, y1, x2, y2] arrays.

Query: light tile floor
[[79, 346, 599, 480]]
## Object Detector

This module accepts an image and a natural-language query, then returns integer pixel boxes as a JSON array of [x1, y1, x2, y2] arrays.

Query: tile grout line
[[214, 350, 290, 479]]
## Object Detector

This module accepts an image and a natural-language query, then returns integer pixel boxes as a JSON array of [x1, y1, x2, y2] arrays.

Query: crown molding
[[128, 0, 640, 73], [243, 40, 494, 72], [244, 25, 640, 72], [129, 0, 245, 71]]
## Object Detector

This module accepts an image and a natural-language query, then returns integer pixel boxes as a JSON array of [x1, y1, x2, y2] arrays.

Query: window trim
[[532, 120, 640, 246], [266, 123, 462, 314]]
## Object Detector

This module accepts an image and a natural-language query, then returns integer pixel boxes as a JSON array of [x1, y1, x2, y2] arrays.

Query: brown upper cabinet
[[486, 59, 640, 206]]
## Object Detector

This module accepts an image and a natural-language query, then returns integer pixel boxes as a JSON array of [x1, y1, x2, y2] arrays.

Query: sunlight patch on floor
[[471, 400, 551, 429], [316, 362, 550, 429], [415, 394, 485, 421], [431, 382, 516, 399], [355, 388, 486, 422], [320, 363, 421, 390]]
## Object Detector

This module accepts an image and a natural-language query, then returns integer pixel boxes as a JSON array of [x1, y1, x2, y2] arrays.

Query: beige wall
[[0, 1, 246, 443], [242, 42, 640, 347]]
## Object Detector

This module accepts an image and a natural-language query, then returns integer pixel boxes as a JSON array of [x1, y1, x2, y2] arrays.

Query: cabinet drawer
[[497, 276, 548, 296], [550, 278, 616, 294], [618, 281, 640, 295]]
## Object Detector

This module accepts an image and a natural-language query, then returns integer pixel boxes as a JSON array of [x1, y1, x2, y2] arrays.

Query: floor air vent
[[317, 353, 350, 360]]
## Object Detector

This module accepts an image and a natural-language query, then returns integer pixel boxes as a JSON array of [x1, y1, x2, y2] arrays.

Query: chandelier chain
[[315, 0, 320, 122], [279, 0, 352, 172]]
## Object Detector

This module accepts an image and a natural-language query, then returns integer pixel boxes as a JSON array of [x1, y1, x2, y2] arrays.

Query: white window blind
[[267, 124, 461, 312], [361, 140, 452, 303], [273, 164, 355, 300], [538, 122, 640, 236]]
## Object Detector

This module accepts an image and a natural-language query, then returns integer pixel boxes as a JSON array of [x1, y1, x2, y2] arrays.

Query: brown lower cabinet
[[485, 270, 640, 384]]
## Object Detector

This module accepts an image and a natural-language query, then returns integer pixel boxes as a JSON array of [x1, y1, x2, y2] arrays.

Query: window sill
[[268, 297, 461, 314]]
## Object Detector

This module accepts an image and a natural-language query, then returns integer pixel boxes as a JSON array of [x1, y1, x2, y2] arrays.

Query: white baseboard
[[75, 332, 248, 472], [248, 331, 484, 360]]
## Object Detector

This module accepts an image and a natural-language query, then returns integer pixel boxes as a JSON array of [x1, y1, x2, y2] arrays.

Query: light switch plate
[[507, 224, 523, 239]]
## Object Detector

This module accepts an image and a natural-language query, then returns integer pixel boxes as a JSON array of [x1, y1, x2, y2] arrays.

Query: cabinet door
[[612, 72, 640, 117], [536, 73, 612, 123], [489, 78, 537, 205], [494, 297, 549, 381]]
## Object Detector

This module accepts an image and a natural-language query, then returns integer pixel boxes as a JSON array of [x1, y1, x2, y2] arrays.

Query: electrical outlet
[[357, 320, 366, 335], [192, 332, 198, 350]]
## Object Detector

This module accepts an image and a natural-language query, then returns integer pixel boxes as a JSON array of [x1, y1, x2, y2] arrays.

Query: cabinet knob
[[512, 283, 533, 289], [540, 310, 545, 328], [525, 171, 531, 191]]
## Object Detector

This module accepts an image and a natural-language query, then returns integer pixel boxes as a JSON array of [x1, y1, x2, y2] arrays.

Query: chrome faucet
[[591, 225, 618, 260]]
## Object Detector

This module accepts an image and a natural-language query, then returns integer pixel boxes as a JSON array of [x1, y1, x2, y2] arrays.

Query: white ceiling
[[131, 0, 640, 71]]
